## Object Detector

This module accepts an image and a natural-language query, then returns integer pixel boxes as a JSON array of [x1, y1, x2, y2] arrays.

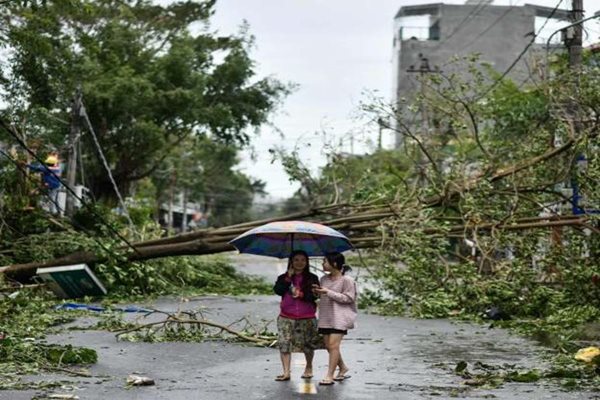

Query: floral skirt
[[277, 316, 325, 353]]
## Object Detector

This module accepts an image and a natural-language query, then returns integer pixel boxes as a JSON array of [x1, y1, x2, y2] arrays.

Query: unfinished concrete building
[[393, 1, 570, 147]]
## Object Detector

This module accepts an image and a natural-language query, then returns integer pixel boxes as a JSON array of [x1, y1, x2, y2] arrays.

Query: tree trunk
[[1, 240, 235, 282]]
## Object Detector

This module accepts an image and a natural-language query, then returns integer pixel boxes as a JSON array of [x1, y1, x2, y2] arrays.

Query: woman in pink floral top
[[313, 252, 357, 386]]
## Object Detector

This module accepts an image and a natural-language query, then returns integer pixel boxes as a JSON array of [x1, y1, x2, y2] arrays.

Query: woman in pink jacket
[[313, 252, 357, 386], [273, 250, 321, 381]]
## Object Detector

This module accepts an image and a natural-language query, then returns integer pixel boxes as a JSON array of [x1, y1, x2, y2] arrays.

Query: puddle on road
[[297, 382, 318, 394], [289, 355, 320, 394]]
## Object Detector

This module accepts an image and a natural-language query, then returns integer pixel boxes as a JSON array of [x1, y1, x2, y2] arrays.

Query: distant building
[[393, 1, 570, 147], [159, 194, 205, 232]]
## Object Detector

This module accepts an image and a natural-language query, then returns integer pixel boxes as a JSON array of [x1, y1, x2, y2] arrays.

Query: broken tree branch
[[115, 315, 276, 346]]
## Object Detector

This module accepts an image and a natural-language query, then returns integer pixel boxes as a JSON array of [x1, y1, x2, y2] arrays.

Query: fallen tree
[[0, 132, 596, 280], [1, 55, 598, 297], [0, 207, 593, 280]]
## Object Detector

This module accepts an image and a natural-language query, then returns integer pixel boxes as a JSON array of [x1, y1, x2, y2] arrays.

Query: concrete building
[[393, 1, 570, 147]]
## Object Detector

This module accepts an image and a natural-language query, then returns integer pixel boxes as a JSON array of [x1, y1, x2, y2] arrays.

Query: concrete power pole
[[552, 1, 585, 249], [569, 0, 584, 68], [65, 87, 82, 217], [377, 118, 383, 150], [407, 54, 441, 136]]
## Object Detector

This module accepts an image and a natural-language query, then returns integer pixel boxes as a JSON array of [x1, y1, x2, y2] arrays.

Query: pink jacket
[[274, 273, 318, 319]]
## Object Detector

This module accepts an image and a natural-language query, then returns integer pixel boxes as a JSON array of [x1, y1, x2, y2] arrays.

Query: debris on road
[[113, 305, 276, 346], [126, 374, 155, 386], [55, 302, 151, 313], [47, 394, 80, 399], [574, 346, 600, 363], [36, 264, 107, 299]]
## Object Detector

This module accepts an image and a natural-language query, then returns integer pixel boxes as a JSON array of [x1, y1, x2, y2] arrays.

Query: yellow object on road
[[574, 346, 600, 363]]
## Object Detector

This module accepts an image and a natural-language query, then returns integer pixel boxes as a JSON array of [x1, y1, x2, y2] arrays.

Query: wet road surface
[[1, 254, 597, 399]]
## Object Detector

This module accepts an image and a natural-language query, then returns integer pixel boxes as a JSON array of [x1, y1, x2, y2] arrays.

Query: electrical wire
[[0, 148, 134, 265], [0, 117, 142, 256], [2, 134, 285, 236], [0, 148, 64, 214], [431, 0, 491, 51], [77, 135, 86, 189], [476, 0, 565, 100], [457, 2, 522, 53], [80, 102, 135, 229]]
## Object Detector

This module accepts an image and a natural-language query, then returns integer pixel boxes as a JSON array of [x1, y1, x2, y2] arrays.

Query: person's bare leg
[[321, 334, 342, 383], [318, 334, 332, 383], [276, 351, 291, 380], [302, 350, 314, 378], [336, 354, 349, 380]]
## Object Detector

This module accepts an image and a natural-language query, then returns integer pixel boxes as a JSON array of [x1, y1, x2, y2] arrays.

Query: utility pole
[[65, 87, 82, 217], [568, 0, 584, 68], [406, 54, 441, 184], [181, 188, 188, 233], [552, 1, 585, 251], [406, 54, 441, 136], [167, 170, 176, 231], [377, 117, 383, 150]]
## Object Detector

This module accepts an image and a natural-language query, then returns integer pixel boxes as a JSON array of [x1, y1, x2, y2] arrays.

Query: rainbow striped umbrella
[[229, 220, 353, 258]]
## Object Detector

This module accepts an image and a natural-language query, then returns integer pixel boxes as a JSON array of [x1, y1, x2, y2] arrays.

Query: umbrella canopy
[[229, 220, 353, 258]]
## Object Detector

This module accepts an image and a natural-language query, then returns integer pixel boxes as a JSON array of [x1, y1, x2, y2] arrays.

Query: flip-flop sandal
[[275, 375, 291, 381], [318, 380, 335, 386], [301, 374, 313, 379], [333, 374, 351, 381]]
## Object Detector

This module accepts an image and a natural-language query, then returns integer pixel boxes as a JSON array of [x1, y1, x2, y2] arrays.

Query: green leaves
[[0, 0, 288, 201], [42, 344, 97, 364], [0, 290, 97, 384]]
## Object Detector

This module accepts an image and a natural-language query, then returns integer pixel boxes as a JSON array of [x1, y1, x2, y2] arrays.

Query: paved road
[[1, 254, 598, 399]]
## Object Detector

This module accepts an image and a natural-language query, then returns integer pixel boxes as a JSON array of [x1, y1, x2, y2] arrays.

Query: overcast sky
[[211, 0, 600, 199]]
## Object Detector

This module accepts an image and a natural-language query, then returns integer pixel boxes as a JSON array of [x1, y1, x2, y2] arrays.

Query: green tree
[[0, 0, 288, 201], [272, 144, 413, 207], [151, 136, 266, 228], [277, 56, 599, 328]]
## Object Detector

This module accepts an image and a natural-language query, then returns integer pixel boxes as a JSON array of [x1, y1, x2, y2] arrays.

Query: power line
[[432, 0, 491, 51], [80, 101, 135, 229], [0, 148, 136, 264], [0, 117, 142, 256], [0, 148, 63, 214], [477, 0, 565, 99], [457, 2, 521, 53]]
